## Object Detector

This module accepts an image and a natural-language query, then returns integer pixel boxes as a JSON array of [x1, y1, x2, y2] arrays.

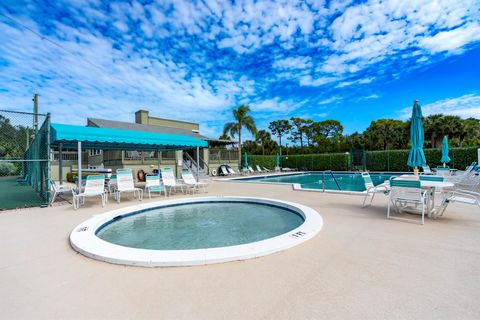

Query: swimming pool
[[70, 197, 323, 267], [233, 172, 401, 192]]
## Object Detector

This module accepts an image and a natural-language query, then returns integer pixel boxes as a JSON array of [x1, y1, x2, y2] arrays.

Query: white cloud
[[400, 94, 480, 119], [318, 97, 340, 105], [419, 22, 480, 53]]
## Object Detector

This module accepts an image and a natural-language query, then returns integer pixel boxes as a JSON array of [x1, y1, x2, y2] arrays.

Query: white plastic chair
[[262, 166, 271, 172], [387, 178, 428, 225], [361, 172, 389, 207], [115, 169, 143, 203], [72, 175, 106, 210], [49, 179, 73, 205], [144, 175, 167, 198], [255, 165, 263, 173], [161, 168, 187, 195], [220, 166, 231, 176], [181, 170, 209, 193]]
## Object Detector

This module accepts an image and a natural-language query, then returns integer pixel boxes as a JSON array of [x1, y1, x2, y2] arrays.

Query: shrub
[[365, 146, 479, 171], [0, 162, 17, 176]]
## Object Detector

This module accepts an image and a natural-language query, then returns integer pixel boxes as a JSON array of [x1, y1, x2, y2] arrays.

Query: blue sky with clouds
[[0, 0, 479, 139]]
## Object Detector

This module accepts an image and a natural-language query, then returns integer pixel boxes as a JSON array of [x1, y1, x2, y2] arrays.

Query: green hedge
[[366, 147, 478, 171], [247, 146, 478, 172], [249, 153, 351, 171]]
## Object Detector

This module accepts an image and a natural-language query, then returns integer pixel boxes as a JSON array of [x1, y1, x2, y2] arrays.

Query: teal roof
[[50, 123, 207, 151]]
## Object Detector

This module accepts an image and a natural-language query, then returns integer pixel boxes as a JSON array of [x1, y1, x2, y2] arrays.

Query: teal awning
[[50, 123, 208, 151]]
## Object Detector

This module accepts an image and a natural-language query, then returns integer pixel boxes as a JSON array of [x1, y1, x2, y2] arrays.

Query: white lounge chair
[[262, 166, 271, 172], [220, 166, 231, 176], [181, 170, 209, 193], [144, 175, 167, 198], [226, 166, 236, 175], [387, 178, 428, 225], [361, 172, 389, 207], [115, 169, 143, 203], [248, 166, 256, 174], [161, 168, 187, 195], [255, 165, 263, 173], [439, 189, 480, 216], [421, 165, 433, 175], [72, 175, 106, 210], [49, 179, 73, 205]]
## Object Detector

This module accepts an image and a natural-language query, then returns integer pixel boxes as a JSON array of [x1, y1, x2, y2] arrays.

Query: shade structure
[[50, 123, 208, 151], [441, 136, 451, 164], [243, 152, 249, 168], [275, 153, 281, 167], [407, 100, 426, 168]]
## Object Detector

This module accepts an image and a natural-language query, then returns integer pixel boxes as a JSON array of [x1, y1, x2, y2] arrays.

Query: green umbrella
[[275, 153, 281, 168], [441, 136, 451, 166], [407, 100, 426, 170], [243, 152, 248, 168]]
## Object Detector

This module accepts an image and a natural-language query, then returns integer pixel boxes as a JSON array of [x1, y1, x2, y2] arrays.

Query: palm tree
[[223, 105, 257, 167], [255, 130, 271, 155]]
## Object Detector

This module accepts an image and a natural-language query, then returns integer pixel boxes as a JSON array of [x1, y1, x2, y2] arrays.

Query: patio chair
[[361, 172, 390, 207], [438, 189, 480, 216], [262, 166, 271, 172], [115, 169, 143, 203], [435, 167, 451, 177], [72, 175, 106, 210], [255, 165, 263, 173], [220, 166, 231, 176], [16, 174, 29, 185], [248, 166, 256, 174], [181, 170, 209, 193], [421, 165, 433, 174], [161, 168, 187, 195], [387, 178, 428, 225], [226, 166, 237, 175], [49, 179, 73, 205], [144, 175, 167, 198]]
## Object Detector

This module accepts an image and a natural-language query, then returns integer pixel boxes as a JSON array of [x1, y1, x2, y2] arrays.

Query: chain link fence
[[0, 110, 50, 210]]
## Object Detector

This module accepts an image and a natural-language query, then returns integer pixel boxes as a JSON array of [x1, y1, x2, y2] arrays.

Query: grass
[[0, 176, 45, 210]]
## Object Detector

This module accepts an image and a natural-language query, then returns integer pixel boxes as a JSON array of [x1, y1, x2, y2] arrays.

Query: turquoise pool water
[[239, 172, 399, 191], [96, 201, 304, 250]]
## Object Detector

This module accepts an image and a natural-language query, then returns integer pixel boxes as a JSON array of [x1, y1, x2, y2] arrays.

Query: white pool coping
[[70, 196, 323, 267]]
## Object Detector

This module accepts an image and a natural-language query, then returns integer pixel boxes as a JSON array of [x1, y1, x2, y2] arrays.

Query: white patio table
[[396, 175, 454, 217]]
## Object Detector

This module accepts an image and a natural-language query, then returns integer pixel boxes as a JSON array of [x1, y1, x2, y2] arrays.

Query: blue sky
[[0, 0, 479, 139]]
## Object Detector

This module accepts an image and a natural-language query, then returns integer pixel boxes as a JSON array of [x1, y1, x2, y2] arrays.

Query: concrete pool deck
[[1, 180, 479, 319]]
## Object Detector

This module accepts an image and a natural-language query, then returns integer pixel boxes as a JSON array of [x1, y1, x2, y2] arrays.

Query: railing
[[183, 152, 209, 177], [51, 151, 87, 161], [209, 149, 239, 162], [321, 171, 341, 191]]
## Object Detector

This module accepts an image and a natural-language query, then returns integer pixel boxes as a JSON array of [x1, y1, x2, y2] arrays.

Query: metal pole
[[33, 94, 38, 135], [59, 143, 63, 185], [196, 147, 200, 180], [77, 141, 82, 192]]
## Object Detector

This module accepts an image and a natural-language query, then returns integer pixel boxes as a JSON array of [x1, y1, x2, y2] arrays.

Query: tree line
[[222, 106, 480, 159]]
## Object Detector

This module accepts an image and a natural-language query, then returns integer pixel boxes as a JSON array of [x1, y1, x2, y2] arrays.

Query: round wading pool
[[70, 197, 323, 267]]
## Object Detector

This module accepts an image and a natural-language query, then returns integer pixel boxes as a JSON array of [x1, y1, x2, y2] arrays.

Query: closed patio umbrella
[[407, 100, 426, 174], [243, 152, 248, 168], [441, 136, 451, 167], [275, 153, 281, 170]]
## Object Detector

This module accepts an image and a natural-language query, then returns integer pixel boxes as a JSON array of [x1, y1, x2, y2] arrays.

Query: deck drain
[[291, 231, 306, 238], [77, 226, 88, 232]]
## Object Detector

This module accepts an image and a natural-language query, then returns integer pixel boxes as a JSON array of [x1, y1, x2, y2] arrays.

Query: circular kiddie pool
[[70, 197, 323, 267]]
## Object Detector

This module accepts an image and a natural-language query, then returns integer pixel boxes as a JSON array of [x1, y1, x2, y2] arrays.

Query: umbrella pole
[[414, 167, 419, 176]]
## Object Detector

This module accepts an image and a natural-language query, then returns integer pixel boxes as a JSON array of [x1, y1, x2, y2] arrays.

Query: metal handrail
[[183, 152, 209, 174], [326, 170, 341, 190]]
